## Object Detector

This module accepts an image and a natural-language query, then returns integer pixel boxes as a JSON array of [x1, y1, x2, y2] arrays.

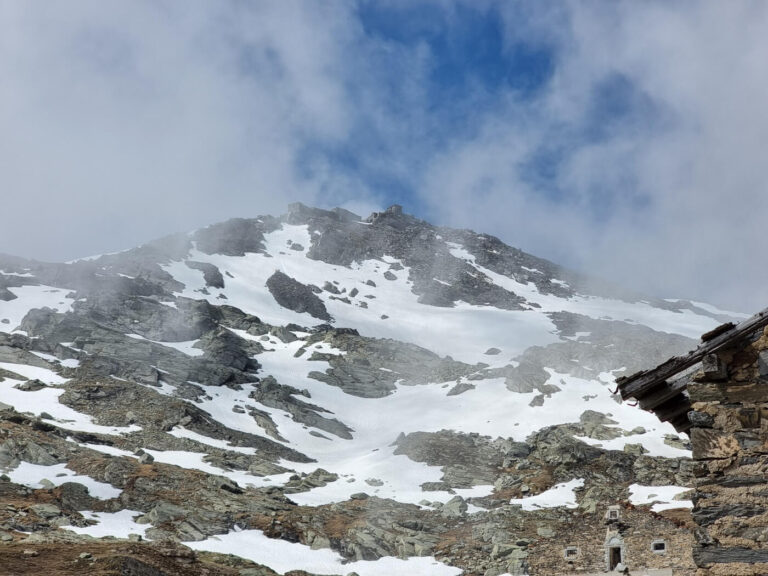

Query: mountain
[[0, 203, 745, 575]]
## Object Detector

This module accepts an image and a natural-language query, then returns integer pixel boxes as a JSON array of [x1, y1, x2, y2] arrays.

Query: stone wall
[[688, 326, 768, 576], [525, 504, 695, 575]]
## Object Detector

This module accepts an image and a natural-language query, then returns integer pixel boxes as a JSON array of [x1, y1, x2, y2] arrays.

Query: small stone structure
[[524, 503, 695, 575], [618, 308, 768, 575]]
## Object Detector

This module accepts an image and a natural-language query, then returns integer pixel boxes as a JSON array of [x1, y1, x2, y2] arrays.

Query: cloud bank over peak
[[2, 1, 767, 311]]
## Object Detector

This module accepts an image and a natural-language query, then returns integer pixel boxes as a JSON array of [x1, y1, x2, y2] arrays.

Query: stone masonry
[[688, 326, 768, 575]]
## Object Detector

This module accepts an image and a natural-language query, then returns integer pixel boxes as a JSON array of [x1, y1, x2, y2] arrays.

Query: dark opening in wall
[[609, 546, 622, 570]]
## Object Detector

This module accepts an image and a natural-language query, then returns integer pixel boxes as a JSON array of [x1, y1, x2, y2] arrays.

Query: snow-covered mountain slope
[[0, 203, 744, 575]]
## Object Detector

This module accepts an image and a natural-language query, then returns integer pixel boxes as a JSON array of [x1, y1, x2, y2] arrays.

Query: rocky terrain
[[0, 203, 745, 575]]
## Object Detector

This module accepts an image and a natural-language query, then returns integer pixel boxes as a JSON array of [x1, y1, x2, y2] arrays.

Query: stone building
[[524, 503, 695, 575], [617, 308, 768, 576]]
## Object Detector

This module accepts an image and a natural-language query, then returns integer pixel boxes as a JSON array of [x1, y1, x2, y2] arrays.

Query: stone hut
[[617, 307, 768, 576], [524, 503, 695, 575]]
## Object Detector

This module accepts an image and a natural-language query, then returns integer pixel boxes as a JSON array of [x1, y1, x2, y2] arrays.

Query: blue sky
[[2, 1, 768, 311]]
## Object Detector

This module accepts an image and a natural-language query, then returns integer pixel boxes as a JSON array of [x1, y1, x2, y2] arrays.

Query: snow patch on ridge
[[143, 449, 292, 488], [162, 224, 560, 363], [64, 510, 150, 539], [629, 483, 693, 512], [4, 462, 122, 499], [509, 478, 584, 510]]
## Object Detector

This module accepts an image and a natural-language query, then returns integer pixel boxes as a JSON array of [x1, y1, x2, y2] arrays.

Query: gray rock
[[30, 503, 61, 518], [58, 482, 96, 511], [323, 281, 341, 295], [138, 452, 155, 464], [147, 502, 187, 524], [185, 261, 225, 289], [250, 376, 353, 439], [441, 495, 467, 517], [447, 382, 475, 396], [265, 271, 332, 322]]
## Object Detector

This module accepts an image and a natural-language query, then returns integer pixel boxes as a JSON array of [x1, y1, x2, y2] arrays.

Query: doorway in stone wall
[[608, 546, 622, 570], [605, 535, 624, 571]]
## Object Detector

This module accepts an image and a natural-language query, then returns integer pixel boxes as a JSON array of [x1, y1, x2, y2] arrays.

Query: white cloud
[[416, 1, 768, 312], [0, 1, 365, 260], [2, 1, 767, 311]]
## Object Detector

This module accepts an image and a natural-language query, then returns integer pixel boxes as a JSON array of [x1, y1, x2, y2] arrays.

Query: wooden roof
[[616, 306, 768, 433]]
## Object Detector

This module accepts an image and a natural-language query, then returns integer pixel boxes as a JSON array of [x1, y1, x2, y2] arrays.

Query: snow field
[[629, 484, 693, 512], [76, 442, 137, 458], [125, 333, 204, 357], [30, 351, 80, 368], [143, 449, 293, 488], [63, 510, 149, 539], [187, 529, 462, 576], [454, 249, 722, 340], [169, 427, 258, 454], [3, 462, 121, 499], [0, 361, 67, 385], [0, 374, 141, 435], [186, 339, 687, 508], [0, 284, 76, 333], [162, 224, 561, 364], [509, 478, 584, 510]]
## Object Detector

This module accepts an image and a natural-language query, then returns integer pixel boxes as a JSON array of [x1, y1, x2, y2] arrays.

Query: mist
[[2, 1, 766, 313]]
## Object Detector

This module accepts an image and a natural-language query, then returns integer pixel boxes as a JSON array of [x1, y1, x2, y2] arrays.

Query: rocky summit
[[0, 203, 744, 575]]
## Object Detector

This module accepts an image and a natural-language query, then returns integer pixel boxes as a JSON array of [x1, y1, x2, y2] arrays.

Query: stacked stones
[[687, 326, 768, 576]]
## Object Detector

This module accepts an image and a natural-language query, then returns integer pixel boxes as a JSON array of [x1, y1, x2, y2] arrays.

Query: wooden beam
[[655, 396, 691, 423], [638, 376, 690, 411], [617, 306, 768, 401]]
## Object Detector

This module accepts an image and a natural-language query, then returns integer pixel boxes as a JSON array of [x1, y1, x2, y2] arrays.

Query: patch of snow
[[573, 428, 690, 459], [144, 449, 292, 488], [446, 242, 475, 263], [470, 261, 721, 340], [509, 478, 584, 510], [77, 442, 137, 458], [0, 285, 75, 332], [188, 529, 462, 576], [0, 375, 141, 436], [125, 333, 204, 357], [63, 510, 149, 539], [30, 351, 58, 363], [684, 300, 750, 319], [193, 340, 689, 507], [157, 340, 204, 357], [0, 362, 67, 384], [169, 427, 257, 455], [160, 225, 559, 363], [629, 484, 693, 512], [3, 462, 121, 499]]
